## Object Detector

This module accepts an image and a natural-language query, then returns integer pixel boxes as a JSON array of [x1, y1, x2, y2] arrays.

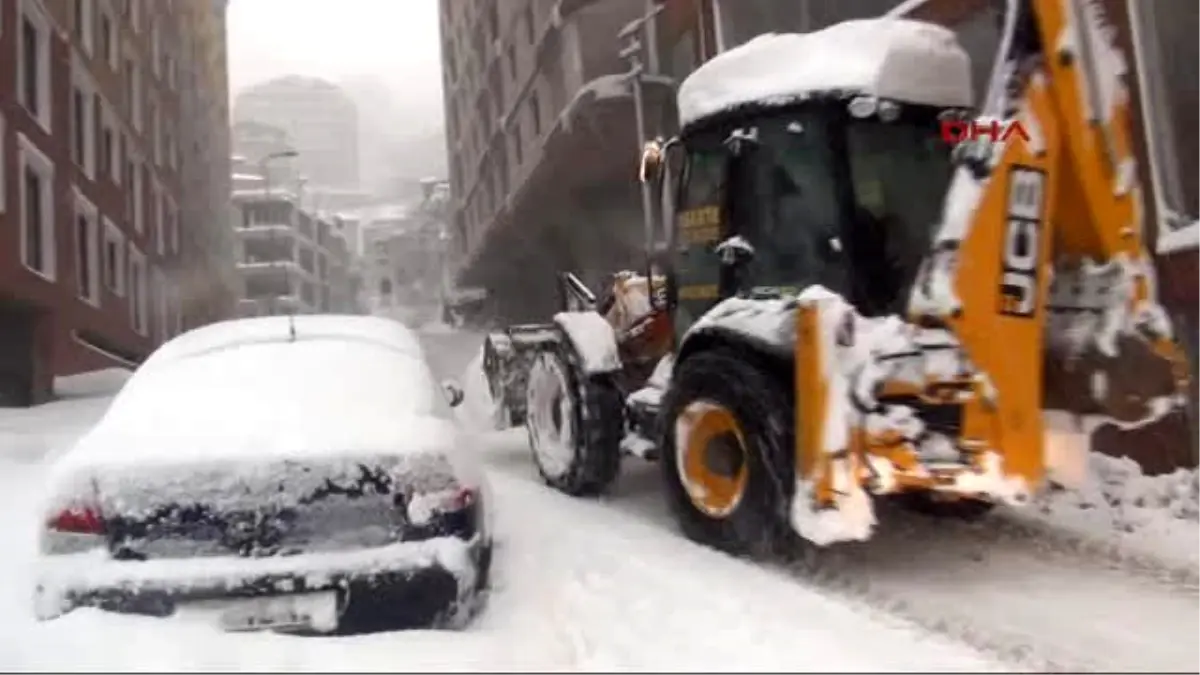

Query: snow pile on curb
[[1028, 453, 1199, 566], [419, 319, 458, 335], [0, 367, 129, 460], [456, 351, 503, 434], [54, 368, 132, 399]]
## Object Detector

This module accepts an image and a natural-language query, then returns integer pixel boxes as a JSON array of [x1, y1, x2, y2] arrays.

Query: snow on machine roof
[[676, 18, 974, 130]]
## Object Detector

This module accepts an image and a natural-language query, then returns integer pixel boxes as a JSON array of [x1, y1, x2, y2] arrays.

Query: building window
[[167, 130, 178, 170], [71, 66, 98, 180], [100, 1, 118, 70], [18, 0, 52, 133], [172, 282, 183, 335], [528, 93, 541, 137], [18, 134, 56, 280], [150, 18, 162, 78], [512, 123, 524, 167], [103, 218, 126, 296], [131, 63, 143, 132], [131, 157, 144, 233], [0, 114, 6, 213], [101, 101, 121, 184], [1127, 0, 1199, 253], [150, 97, 162, 166], [128, 246, 148, 335], [73, 0, 95, 55], [74, 191, 101, 306], [154, 267, 169, 343], [152, 184, 163, 254], [166, 200, 179, 254]]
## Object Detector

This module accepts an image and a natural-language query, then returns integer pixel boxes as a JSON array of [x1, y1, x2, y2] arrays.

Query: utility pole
[[618, 0, 667, 259]]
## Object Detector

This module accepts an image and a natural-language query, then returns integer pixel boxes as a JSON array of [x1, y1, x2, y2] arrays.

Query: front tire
[[525, 337, 623, 496], [659, 348, 795, 557]]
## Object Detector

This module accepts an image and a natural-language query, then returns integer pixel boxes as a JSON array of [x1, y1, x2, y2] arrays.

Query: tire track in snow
[[596, 461, 1198, 673], [779, 503, 1199, 673], [422, 333, 1196, 673], [480, 467, 1005, 672]]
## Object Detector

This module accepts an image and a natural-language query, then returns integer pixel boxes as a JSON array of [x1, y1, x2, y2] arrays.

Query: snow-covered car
[[34, 314, 491, 634]]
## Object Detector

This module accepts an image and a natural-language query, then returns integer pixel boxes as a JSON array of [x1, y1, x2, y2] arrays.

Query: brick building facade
[[0, 0, 232, 406]]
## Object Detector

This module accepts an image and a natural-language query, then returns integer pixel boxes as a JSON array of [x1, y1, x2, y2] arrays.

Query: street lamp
[[258, 149, 298, 315]]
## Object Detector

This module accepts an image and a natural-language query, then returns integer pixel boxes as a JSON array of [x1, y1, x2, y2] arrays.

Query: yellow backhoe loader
[[481, 0, 1190, 554]]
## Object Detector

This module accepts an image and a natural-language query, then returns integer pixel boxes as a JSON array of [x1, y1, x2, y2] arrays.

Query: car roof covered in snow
[[57, 315, 458, 468], [142, 314, 424, 370], [676, 18, 973, 130]]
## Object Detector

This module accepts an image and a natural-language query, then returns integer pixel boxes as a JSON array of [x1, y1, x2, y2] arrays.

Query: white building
[[233, 75, 360, 191], [231, 177, 362, 317]]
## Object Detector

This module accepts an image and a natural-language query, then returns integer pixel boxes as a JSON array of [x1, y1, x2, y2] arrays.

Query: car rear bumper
[[35, 535, 489, 630]]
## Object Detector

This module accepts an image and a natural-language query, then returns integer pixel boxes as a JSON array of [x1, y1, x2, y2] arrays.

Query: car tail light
[[403, 484, 480, 534], [48, 505, 106, 535], [448, 486, 478, 511]]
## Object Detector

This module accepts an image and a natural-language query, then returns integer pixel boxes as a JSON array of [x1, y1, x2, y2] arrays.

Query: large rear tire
[[659, 348, 795, 557], [525, 337, 623, 496]]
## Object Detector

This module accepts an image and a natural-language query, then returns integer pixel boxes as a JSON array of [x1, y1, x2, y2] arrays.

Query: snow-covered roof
[[141, 315, 424, 371], [677, 18, 973, 129]]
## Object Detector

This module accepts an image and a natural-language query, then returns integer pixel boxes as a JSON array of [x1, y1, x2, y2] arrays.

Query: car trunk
[[73, 451, 464, 560]]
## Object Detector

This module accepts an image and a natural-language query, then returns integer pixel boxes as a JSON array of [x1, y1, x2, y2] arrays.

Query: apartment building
[[231, 119, 298, 190], [233, 76, 360, 192], [439, 0, 675, 323], [0, 0, 232, 406], [176, 0, 237, 329], [231, 183, 359, 318]]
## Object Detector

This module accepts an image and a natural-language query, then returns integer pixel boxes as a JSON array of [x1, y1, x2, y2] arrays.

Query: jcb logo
[[998, 167, 1046, 317]]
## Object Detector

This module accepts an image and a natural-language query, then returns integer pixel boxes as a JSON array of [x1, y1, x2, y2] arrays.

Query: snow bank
[[1023, 453, 1200, 567], [677, 18, 973, 129], [53, 368, 132, 400], [456, 351, 507, 434]]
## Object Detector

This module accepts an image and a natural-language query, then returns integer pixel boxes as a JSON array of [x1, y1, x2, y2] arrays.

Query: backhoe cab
[[649, 97, 962, 336], [482, 7, 1190, 555]]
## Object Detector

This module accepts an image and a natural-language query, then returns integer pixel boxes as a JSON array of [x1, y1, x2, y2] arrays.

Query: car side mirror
[[442, 380, 465, 408]]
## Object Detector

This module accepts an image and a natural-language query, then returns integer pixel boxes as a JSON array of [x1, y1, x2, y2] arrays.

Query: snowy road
[[0, 329, 996, 672], [0, 326, 1193, 672], [431, 330, 1199, 673]]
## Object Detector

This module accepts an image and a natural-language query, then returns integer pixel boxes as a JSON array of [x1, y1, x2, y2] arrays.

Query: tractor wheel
[[524, 338, 624, 496], [895, 492, 996, 521], [659, 348, 795, 557]]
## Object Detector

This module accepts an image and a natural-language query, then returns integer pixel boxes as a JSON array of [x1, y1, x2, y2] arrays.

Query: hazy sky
[[227, 0, 443, 106]]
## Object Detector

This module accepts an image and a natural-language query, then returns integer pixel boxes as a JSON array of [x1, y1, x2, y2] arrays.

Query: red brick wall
[[0, 0, 189, 402]]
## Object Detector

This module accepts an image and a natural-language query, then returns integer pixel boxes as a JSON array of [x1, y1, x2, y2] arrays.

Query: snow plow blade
[[481, 325, 562, 428]]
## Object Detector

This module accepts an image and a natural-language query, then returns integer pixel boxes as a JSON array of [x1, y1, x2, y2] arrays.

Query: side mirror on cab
[[442, 380, 465, 408]]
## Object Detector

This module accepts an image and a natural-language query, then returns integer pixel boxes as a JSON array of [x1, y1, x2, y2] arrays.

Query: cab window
[[844, 119, 952, 315]]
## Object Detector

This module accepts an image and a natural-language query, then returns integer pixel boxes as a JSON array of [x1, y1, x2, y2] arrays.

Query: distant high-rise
[[233, 75, 360, 190]]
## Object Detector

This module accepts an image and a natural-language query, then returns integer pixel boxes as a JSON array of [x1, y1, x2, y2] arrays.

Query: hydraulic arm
[[793, 0, 1190, 540]]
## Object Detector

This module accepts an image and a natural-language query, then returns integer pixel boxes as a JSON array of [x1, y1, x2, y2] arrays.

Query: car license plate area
[[196, 591, 338, 633]]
